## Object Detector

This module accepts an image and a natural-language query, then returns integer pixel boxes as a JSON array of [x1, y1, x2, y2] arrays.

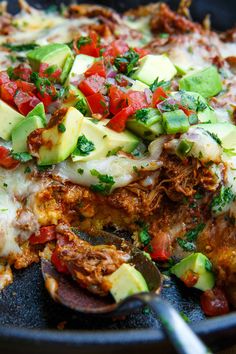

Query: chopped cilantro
[[223, 148, 236, 156], [3, 183, 8, 188], [24, 166, 31, 174], [114, 49, 139, 76], [10, 152, 32, 162], [177, 238, 196, 252], [90, 169, 115, 194], [207, 132, 222, 146], [149, 78, 171, 92], [3, 43, 39, 52], [77, 168, 84, 175], [184, 223, 205, 242], [139, 225, 151, 246], [30, 72, 51, 94], [73, 135, 95, 156], [58, 123, 66, 133], [37, 165, 52, 172], [76, 36, 91, 49], [75, 99, 89, 116], [211, 186, 235, 213]]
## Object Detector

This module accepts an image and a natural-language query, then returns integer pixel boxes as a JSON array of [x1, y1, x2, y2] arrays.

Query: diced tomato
[[103, 39, 129, 58], [0, 146, 19, 169], [13, 65, 32, 81], [74, 31, 101, 57], [37, 84, 57, 111], [0, 71, 10, 85], [29, 225, 57, 245], [109, 85, 127, 115], [200, 288, 229, 317], [79, 74, 105, 96], [14, 90, 40, 115], [152, 87, 168, 107], [180, 270, 199, 287], [107, 106, 134, 132], [39, 63, 62, 81], [15, 80, 35, 93], [148, 231, 171, 262], [134, 47, 150, 58], [51, 246, 69, 274], [87, 92, 109, 118], [178, 105, 195, 117], [85, 60, 106, 78], [0, 81, 17, 105], [126, 90, 149, 111]]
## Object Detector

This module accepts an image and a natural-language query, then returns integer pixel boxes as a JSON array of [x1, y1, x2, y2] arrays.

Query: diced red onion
[[144, 88, 152, 104]]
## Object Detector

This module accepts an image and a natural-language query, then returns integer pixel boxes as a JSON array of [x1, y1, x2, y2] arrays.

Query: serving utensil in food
[[42, 230, 210, 354]]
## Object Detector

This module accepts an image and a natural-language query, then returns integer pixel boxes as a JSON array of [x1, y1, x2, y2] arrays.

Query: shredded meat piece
[[66, 4, 120, 23], [150, 3, 201, 34], [55, 226, 130, 296]]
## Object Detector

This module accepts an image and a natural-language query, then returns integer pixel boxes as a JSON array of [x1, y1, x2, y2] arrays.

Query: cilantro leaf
[[10, 152, 32, 162], [211, 186, 235, 213], [76, 36, 92, 49], [149, 78, 171, 92], [139, 225, 151, 246], [114, 49, 139, 76], [90, 169, 115, 194], [73, 135, 95, 156], [3, 43, 39, 52], [177, 238, 196, 252]]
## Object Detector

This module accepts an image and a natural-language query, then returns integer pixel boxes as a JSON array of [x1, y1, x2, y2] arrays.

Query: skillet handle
[[130, 293, 211, 354]]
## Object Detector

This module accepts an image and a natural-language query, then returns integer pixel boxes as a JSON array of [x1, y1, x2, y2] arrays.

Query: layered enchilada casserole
[[0, 0, 236, 316]]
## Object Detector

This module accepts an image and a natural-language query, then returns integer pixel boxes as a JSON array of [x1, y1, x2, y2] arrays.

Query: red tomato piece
[[180, 270, 199, 287], [109, 85, 127, 115], [74, 31, 100, 57], [152, 87, 168, 107], [126, 90, 149, 111], [51, 247, 69, 274], [39, 63, 62, 80], [87, 92, 109, 118], [13, 65, 32, 81], [148, 231, 171, 262], [103, 39, 129, 58], [134, 47, 150, 58], [178, 104, 195, 117], [29, 225, 57, 245], [0, 81, 17, 105], [200, 288, 229, 317], [14, 90, 40, 115], [0, 71, 10, 85], [85, 60, 106, 78], [79, 74, 105, 96], [0, 146, 19, 169], [15, 80, 35, 93], [107, 106, 134, 132]]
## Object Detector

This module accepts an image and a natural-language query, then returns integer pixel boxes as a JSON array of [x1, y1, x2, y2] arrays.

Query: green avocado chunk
[[38, 107, 84, 165], [62, 85, 90, 116], [162, 109, 190, 134], [179, 66, 222, 98], [27, 43, 73, 73], [127, 108, 163, 141], [132, 54, 177, 85], [71, 118, 139, 162], [198, 122, 236, 151], [171, 253, 215, 291], [0, 99, 24, 140], [106, 263, 149, 303], [27, 102, 46, 125], [12, 115, 45, 153], [171, 91, 217, 124]]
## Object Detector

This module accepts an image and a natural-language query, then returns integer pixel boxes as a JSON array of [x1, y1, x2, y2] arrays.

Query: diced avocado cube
[[198, 122, 236, 151], [179, 66, 222, 98], [171, 91, 217, 124], [132, 54, 177, 85], [63, 85, 90, 116], [106, 263, 149, 303], [162, 109, 190, 134], [127, 108, 163, 141], [60, 55, 74, 84], [131, 80, 149, 92], [12, 115, 45, 153], [171, 253, 215, 291], [71, 118, 108, 162], [71, 118, 139, 162], [27, 43, 73, 73], [66, 54, 95, 85], [38, 107, 84, 165], [27, 102, 46, 125], [0, 99, 24, 141]]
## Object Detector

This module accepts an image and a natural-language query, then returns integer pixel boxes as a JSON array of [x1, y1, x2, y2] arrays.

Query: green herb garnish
[[58, 123, 66, 133], [3, 43, 39, 52], [139, 225, 151, 246], [149, 78, 171, 92], [211, 186, 235, 213], [10, 152, 32, 162], [114, 49, 139, 76], [73, 135, 95, 157], [76, 36, 92, 49], [90, 169, 115, 194]]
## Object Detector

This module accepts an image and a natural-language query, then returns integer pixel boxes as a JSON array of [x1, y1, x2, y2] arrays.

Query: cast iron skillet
[[0, 1, 236, 353]]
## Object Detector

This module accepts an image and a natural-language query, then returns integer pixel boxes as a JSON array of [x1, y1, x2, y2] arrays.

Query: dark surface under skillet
[[0, 1, 236, 353]]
